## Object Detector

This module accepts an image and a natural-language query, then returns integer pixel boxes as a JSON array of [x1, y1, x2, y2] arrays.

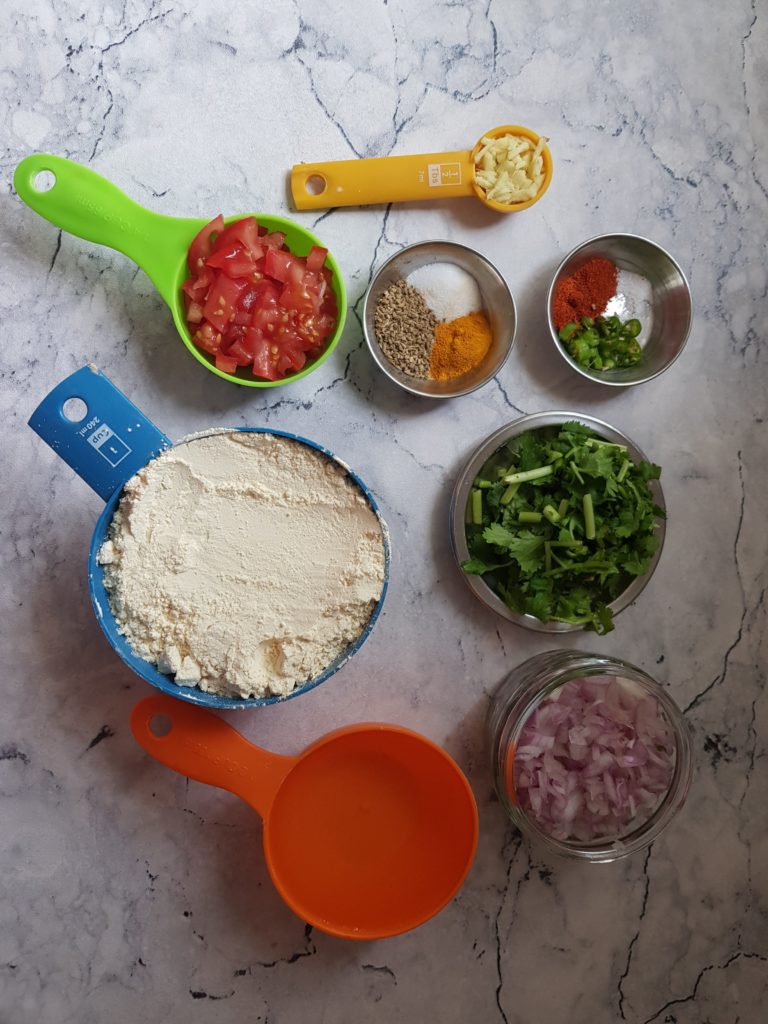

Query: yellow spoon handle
[[291, 149, 475, 210]]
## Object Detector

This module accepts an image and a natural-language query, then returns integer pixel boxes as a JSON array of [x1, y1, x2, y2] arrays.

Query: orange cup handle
[[130, 694, 294, 818]]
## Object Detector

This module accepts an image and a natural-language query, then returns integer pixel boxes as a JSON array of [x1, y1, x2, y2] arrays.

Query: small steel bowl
[[363, 240, 517, 398], [449, 411, 666, 632], [547, 233, 692, 387]]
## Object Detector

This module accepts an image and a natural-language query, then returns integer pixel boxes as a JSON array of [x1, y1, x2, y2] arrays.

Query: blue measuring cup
[[29, 366, 391, 709]]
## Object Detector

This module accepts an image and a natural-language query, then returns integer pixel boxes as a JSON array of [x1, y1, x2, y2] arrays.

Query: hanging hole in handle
[[149, 714, 173, 738], [62, 397, 88, 422], [34, 170, 56, 192], [305, 174, 327, 196]]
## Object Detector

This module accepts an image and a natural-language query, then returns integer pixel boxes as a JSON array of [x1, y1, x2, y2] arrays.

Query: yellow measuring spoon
[[291, 125, 552, 214]]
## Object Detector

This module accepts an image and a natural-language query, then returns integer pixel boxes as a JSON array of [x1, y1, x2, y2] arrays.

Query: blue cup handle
[[28, 365, 171, 502]]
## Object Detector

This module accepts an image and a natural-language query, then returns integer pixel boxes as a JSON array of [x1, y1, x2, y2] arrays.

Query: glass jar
[[487, 650, 694, 862]]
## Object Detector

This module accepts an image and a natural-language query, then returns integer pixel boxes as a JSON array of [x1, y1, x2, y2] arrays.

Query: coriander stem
[[550, 547, 569, 568], [585, 438, 627, 452], [558, 498, 568, 519], [544, 559, 614, 577], [583, 493, 596, 539], [544, 541, 552, 573], [518, 511, 543, 524], [503, 465, 554, 485], [471, 489, 483, 525], [543, 504, 560, 524], [616, 460, 630, 483], [500, 481, 520, 505]]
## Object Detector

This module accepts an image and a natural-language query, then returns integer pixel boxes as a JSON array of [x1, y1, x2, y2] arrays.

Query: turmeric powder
[[429, 311, 493, 380]]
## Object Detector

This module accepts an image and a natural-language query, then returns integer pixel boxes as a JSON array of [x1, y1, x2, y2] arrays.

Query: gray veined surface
[[1, 0, 766, 1021]]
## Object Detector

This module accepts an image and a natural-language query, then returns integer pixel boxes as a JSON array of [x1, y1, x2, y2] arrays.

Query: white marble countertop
[[2, 1, 766, 1021]]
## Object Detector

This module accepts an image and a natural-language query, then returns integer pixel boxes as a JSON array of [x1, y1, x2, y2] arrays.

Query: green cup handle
[[13, 154, 203, 307]]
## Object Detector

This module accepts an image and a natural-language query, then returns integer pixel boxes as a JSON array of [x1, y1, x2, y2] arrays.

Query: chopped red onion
[[512, 675, 676, 843]]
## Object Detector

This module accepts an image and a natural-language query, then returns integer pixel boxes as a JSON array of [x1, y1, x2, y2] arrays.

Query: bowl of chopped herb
[[363, 240, 516, 398], [450, 413, 666, 634], [547, 234, 692, 387]]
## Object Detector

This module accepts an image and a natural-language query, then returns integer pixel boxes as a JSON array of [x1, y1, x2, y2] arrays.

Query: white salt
[[604, 270, 654, 343], [406, 262, 484, 322]]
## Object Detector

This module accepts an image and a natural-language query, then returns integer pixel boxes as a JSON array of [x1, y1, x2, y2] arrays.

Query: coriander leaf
[[525, 577, 554, 622], [585, 603, 615, 635], [482, 523, 544, 572], [497, 580, 525, 612], [639, 533, 660, 557], [637, 461, 662, 482], [510, 431, 542, 471], [619, 552, 649, 575], [613, 506, 641, 538], [485, 482, 504, 517], [502, 503, 522, 529], [560, 421, 593, 441], [580, 447, 616, 480], [461, 558, 493, 575], [604, 474, 620, 498], [482, 522, 517, 549], [506, 531, 546, 572]]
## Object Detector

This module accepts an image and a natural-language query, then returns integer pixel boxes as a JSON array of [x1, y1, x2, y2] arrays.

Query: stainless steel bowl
[[547, 234, 692, 387], [363, 240, 517, 398], [449, 412, 666, 632]]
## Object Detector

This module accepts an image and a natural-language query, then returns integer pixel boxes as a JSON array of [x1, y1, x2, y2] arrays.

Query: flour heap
[[97, 431, 387, 699]]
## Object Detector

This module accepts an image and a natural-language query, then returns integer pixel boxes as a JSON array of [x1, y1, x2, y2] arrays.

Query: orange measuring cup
[[291, 124, 552, 214], [131, 695, 479, 939]]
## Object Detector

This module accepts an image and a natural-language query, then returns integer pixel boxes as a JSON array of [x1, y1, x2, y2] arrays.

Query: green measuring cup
[[13, 154, 347, 388]]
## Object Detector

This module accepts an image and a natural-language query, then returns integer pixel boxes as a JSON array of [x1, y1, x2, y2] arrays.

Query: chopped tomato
[[186, 300, 204, 324], [188, 215, 224, 272], [251, 334, 281, 381], [261, 231, 286, 249], [241, 280, 279, 314], [215, 353, 239, 374], [193, 322, 221, 355], [264, 247, 301, 284], [183, 267, 213, 300], [305, 246, 328, 273], [205, 243, 257, 277], [273, 326, 308, 373], [295, 311, 336, 348], [243, 326, 265, 354], [251, 304, 281, 334], [227, 337, 256, 365], [203, 273, 247, 332], [221, 324, 247, 349], [211, 216, 262, 256], [315, 313, 336, 338], [279, 282, 314, 316], [184, 216, 338, 380]]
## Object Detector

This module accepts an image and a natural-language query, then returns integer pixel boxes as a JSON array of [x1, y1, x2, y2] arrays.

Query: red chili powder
[[552, 257, 618, 331]]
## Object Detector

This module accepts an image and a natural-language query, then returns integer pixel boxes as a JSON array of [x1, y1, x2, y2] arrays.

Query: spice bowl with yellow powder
[[363, 241, 517, 399]]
